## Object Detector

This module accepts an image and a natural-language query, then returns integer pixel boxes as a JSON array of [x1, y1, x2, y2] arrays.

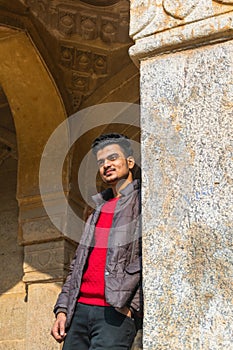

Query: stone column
[[129, 1, 233, 349]]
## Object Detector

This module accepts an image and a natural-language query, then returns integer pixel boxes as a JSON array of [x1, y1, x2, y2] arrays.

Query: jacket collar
[[92, 179, 140, 206]]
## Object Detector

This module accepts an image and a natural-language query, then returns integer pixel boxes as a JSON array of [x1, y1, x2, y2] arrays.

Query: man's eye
[[97, 160, 104, 167], [108, 155, 117, 161]]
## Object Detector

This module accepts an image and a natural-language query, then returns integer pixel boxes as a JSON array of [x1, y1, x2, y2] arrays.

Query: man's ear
[[127, 156, 135, 169]]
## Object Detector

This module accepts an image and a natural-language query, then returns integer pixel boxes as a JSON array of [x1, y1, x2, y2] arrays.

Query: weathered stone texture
[[0, 340, 25, 350], [0, 149, 26, 348], [130, 12, 233, 67], [0, 291, 26, 343], [23, 240, 77, 283], [25, 283, 62, 350], [130, 0, 233, 40], [0, 28, 67, 201], [140, 40, 233, 349]]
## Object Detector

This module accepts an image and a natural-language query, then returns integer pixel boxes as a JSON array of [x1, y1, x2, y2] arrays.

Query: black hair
[[92, 133, 133, 157]]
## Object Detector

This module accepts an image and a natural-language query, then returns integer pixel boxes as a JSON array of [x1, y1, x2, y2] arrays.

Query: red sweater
[[78, 197, 119, 306]]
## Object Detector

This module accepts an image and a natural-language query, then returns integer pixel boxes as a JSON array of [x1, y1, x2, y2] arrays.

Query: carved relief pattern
[[70, 91, 83, 111], [73, 50, 108, 76], [23, 0, 131, 112], [72, 73, 89, 93], [26, 0, 49, 22], [76, 51, 92, 72], [24, 241, 77, 280], [80, 14, 97, 40], [163, 0, 200, 20], [21, 219, 59, 237], [130, 0, 233, 39], [60, 46, 75, 68], [58, 10, 76, 35], [93, 54, 107, 75], [60, 45, 108, 102], [25, 0, 130, 44]]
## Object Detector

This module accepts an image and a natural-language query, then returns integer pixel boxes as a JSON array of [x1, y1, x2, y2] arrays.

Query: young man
[[51, 133, 142, 350]]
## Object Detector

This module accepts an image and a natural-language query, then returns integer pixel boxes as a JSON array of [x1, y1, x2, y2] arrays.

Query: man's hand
[[115, 306, 132, 318], [51, 312, 67, 343]]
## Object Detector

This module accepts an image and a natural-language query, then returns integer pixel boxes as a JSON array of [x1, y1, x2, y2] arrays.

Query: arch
[[0, 26, 67, 201]]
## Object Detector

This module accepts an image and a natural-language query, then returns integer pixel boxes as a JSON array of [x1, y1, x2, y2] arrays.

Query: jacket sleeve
[[53, 212, 95, 317], [129, 282, 143, 315], [125, 254, 143, 315], [53, 248, 78, 316], [129, 282, 143, 330]]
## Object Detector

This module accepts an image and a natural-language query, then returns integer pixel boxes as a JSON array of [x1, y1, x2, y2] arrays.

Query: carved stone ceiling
[[0, 0, 137, 115]]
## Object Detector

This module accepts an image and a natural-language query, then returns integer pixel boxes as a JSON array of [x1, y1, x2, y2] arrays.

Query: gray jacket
[[54, 179, 142, 329]]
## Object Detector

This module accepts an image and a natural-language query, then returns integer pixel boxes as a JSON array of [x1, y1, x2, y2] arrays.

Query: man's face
[[96, 144, 134, 185]]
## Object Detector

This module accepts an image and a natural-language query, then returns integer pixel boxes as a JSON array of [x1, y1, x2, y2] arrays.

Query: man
[[51, 133, 142, 350]]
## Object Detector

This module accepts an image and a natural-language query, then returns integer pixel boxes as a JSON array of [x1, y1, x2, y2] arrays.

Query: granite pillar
[[129, 1, 233, 349]]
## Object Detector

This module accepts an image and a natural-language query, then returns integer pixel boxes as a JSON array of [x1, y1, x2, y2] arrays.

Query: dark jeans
[[62, 303, 136, 350]]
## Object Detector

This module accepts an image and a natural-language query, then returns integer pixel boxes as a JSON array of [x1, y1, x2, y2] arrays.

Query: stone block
[[25, 283, 62, 350], [0, 340, 25, 350], [0, 208, 24, 293], [0, 291, 26, 342], [23, 240, 77, 283]]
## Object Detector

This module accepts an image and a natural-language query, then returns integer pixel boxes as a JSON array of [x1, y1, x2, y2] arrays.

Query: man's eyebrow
[[97, 152, 119, 161]]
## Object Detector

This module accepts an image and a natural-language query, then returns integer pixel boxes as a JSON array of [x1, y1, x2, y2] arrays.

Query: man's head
[[92, 133, 135, 187], [92, 133, 133, 158]]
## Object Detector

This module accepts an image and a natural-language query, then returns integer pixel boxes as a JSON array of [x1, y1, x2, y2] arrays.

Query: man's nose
[[103, 158, 111, 167]]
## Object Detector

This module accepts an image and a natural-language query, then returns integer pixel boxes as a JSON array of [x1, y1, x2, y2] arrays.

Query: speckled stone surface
[[139, 40, 233, 349], [130, 0, 233, 40]]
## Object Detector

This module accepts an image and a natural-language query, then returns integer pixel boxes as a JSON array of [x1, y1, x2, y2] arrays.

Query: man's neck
[[111, 173, 133, 197]]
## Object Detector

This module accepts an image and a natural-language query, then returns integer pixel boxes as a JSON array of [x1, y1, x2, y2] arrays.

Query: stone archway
[[0, 26, 68, 350], [0, 26, 66, 202]]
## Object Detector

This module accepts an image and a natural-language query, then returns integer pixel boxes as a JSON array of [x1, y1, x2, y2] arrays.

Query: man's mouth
[[104, 168, 115, 176]]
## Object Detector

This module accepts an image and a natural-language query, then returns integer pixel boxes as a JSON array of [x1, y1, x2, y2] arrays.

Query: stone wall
[[129, 1, 233, 349], [140, 40, 233, 350], [0, 105, 26, 350]]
